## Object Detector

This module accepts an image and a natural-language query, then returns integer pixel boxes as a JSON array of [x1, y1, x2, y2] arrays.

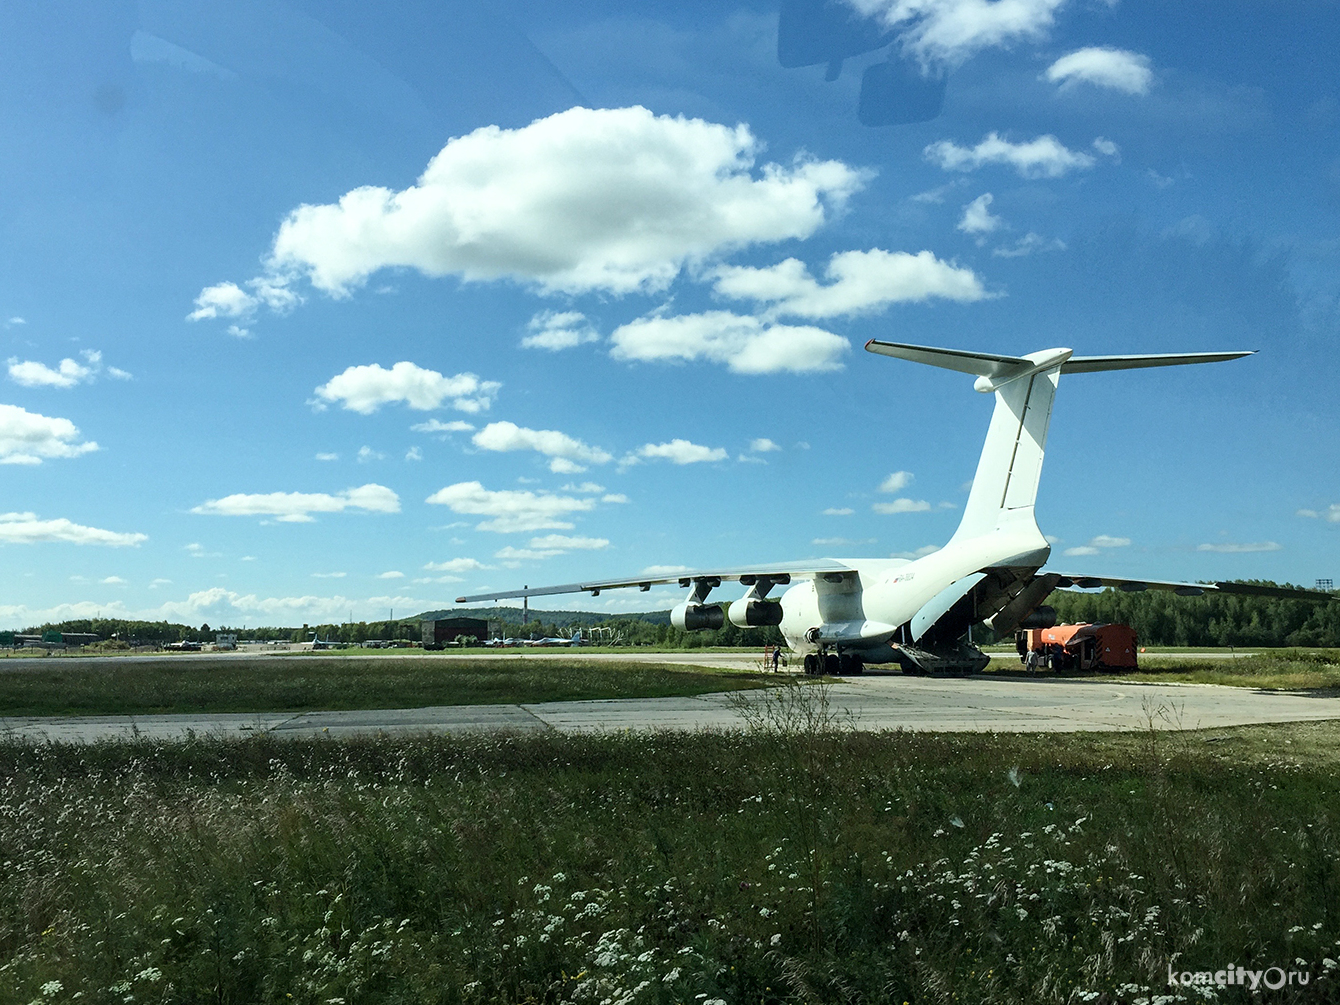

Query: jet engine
[[728, 597, 783, 627], [671, 602, 724, 631]]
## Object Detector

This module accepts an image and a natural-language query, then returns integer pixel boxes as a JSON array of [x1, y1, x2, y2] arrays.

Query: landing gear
[[805, 650, 866, 675], [838, 653, 864, 675]]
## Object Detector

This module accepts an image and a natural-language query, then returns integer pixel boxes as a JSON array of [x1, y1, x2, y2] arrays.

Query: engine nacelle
[[671, 602, 724, 632], [1016, 605, 1056, 630], [728, 598, 783, 628]]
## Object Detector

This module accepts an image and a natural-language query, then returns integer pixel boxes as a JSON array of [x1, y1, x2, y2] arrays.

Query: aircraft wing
[[1047, 573, 1335, 602], [455, 559, 858, 603]]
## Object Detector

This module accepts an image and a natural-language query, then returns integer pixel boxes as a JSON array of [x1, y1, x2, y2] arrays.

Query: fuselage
[[778, 521, 1050, 661]]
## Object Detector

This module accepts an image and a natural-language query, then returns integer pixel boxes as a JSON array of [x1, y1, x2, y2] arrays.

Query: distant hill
[[415, 606, 672, 627]]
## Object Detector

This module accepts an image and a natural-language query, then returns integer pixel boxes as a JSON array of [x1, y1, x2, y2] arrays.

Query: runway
[[3, 672, 1337, 743]]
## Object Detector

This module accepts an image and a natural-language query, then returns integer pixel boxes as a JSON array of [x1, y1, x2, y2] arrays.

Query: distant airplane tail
[[863, 341, 1254, 553]]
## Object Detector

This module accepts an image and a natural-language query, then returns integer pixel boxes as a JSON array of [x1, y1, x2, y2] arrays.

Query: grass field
[[2, 692, 1338, 1004], [0, 657, 767, 717]]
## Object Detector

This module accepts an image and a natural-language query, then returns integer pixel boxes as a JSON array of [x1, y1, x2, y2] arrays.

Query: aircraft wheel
[[803, 654, 818, 676], [838, 653, 865, 675], [824, 653, 841, 676]]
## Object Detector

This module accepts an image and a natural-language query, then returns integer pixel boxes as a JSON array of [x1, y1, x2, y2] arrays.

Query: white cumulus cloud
[[1044, 47, 1153, 95], [628, 439, 728, 466], [0, 511, 147, 547], [7, 350, 132, 388], [312, 362, 499, 414], [9, 355, 89, 388], [187, 278, 300, 320], [749, 438, 781, 453], [846, 0, 1068, 65], [879, 471, 915, 493], [610, 311, 848, 374], [957, 193, 1002, 237], [823, 507, 855, 516], [924, 132, 1097, 178], [472, 421, 613, 474], [0, 404, 99, 465], [217, 106, 867, 307], [425, 482, 596, 533], [191, 484, 401, 523], [712, 248, 986, 319], [521, 310, 601, 351]]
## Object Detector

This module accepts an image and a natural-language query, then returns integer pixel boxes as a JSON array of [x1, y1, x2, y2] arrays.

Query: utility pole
[[523, 587, 529, 625]]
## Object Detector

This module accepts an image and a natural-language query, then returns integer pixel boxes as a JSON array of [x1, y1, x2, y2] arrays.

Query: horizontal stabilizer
[[1061, 351, 1255, 373], [865, 340, 1256, 381], [864, 340, 1028, 377]]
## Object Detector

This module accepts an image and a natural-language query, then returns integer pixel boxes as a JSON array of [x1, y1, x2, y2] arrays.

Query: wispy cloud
[[1196, 541, 1282, 553], [1044, 47, 1153, 95], [192, 484, 400, 523], [0, 511, 146, 546]]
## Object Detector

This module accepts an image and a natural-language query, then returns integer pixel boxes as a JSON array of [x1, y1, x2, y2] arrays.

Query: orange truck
[[1015, 623, 1138, 671]]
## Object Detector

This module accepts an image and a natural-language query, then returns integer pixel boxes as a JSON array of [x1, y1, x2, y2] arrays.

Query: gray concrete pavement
[[3, 674, 1337, 743]]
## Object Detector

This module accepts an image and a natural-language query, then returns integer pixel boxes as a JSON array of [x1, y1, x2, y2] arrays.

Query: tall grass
[[2, 712, 1339, 1002]]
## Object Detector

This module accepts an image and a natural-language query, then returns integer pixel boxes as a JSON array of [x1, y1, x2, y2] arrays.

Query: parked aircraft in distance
[[460, 341, 1335, 676]]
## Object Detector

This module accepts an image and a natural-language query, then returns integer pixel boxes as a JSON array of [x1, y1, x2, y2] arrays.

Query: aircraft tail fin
[[863, 341, 1255, 550]]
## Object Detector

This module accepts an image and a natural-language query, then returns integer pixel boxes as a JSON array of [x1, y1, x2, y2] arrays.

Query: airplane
[[458, 341, 1335, 677]]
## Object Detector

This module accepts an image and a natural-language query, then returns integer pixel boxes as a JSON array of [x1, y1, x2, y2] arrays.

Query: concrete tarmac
[[3, 673, 1337, 743]]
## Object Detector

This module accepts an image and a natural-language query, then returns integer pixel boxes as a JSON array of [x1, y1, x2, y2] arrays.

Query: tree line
[[20, 581, 1338, 650], [1046, 583, 1340, 647]]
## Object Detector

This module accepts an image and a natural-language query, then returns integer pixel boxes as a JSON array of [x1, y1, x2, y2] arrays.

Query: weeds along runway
[[4, 667, 1339, 742]]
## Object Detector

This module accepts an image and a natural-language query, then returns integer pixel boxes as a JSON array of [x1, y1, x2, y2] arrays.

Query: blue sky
[[3, 0, 1337, 628]]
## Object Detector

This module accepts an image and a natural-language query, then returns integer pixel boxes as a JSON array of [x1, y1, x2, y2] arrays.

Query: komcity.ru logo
[[1168, 963, 1310, 990]]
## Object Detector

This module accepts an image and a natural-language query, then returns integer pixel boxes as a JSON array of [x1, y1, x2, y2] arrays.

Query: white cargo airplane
[[459, 341, 1332, 676]]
